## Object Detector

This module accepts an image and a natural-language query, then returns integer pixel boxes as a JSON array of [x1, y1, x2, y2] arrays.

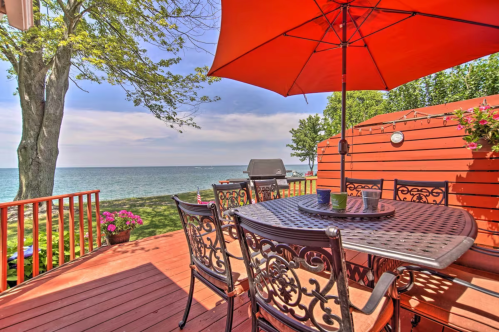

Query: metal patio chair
[[230, 210, 400, 332], [212, 182, 252, 239], [172, 196, 249, 332], [252, 179, 281, 203], [393, 179, 449, 206], [346, 177, 384, 197]]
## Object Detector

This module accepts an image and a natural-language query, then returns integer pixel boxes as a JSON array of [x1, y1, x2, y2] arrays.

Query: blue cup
[[316, 189, 331, 204]]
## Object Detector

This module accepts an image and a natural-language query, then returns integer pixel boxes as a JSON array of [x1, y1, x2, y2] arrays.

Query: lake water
[[0, 165, 315, 203]]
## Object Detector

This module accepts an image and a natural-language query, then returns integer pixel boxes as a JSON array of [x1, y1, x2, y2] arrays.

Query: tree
[[387, 54, 499, 111], [287, 114, 327, 172], [0, 0, 220, 200], [323, 90, 389, 137]]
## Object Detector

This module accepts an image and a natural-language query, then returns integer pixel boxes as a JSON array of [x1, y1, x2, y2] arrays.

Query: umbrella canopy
[[208, 0, 499, 190]]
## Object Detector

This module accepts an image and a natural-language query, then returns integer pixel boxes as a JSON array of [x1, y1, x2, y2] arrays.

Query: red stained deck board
[[0, 231, 438, 331]]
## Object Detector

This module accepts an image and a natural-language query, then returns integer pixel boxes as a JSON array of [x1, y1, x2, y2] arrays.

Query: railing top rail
[[0, 190, 101, 208]]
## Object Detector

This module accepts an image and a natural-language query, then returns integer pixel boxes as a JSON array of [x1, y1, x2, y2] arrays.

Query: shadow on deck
[[0, 231, 445, 332]]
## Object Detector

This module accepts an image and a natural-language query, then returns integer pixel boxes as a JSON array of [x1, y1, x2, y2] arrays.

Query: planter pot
[[106, 229, 131, 245], [473, 139, 494, 153]]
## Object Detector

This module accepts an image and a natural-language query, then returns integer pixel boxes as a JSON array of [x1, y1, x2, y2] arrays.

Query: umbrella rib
[[347, 8, 389, 90], [349, 5, 499, 30], [284, 34, 340, 47], [347, 0, 382, 43], [312, 0, 342, 44], [209, 6, 341, 76], [349, 13, 414, 45], [286, 26, 332, 96]]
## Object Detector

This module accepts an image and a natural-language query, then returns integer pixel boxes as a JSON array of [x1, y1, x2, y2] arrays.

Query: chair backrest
[[252, 179, 281, 203], [212, 182, 252, 217], [172, 196, 234, 289], [345, 177, 384, 197], [232, 211, 355, 331], [393, 179, 448, 206]]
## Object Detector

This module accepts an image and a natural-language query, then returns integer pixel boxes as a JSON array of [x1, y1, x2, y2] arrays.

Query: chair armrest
[[226, 250, 244, 260], [470, 244, 499, 257], [351, 271, 398, 315], [397, 265, 499, 298]]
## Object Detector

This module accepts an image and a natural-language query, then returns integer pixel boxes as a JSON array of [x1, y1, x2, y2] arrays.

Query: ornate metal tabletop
[[233, 195, 477, 269]]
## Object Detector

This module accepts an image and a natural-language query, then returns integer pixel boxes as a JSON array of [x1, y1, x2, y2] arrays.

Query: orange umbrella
[[209, 0, 499, 190]]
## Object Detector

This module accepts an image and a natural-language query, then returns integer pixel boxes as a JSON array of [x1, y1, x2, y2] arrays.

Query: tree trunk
[[15, 45, 72, 201]]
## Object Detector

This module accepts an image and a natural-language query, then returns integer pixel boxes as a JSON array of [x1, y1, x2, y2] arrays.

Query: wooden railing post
[[46, 200, 53, 271], [95, 192, 101, 247], [78, 195, 85, 256], [69, 197, 75, 260], [58, 198, 64, 267], [86, 194, 93, 252], [32, 203, 39, 277], [17, 205, 24, 284], [0, 208, 7, 292]]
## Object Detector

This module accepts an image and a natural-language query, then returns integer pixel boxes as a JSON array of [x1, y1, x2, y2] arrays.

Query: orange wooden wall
[[317, 95, 499, 247]]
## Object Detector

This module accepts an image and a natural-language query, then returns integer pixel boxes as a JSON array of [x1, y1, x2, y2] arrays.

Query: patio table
[[232, 195, 477, 270]]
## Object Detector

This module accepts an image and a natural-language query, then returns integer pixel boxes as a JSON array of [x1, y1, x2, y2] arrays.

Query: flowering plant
[[100, 210, 143, 236], [453, 105, 499, 152]]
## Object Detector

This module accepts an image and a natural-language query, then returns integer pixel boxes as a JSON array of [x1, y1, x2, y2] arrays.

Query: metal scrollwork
[[256, 183, 279, 202], [396, 186, 446, 205], [243, 231, 346, 332], [181, 211, 227, 277], [217, 189, 251, 212], [346, 182, 381, 197]]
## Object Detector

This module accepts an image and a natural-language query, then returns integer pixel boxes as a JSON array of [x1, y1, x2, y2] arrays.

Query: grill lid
[[245, 159, 288, 178]]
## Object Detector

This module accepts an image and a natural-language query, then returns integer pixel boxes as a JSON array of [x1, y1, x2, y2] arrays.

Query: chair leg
[[410, 314, 421, 329], [179, 270, 195, 329], [225, 297, 235, 332], [251, 314, 258, 332]]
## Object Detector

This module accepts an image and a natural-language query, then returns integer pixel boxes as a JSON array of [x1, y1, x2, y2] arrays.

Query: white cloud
[[0, 104, 316, 167]]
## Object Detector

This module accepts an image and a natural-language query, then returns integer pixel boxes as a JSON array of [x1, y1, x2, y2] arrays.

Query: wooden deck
[[0, 230, 447, 331]]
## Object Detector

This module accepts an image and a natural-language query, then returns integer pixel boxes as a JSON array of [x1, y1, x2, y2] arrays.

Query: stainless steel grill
[[226, 159, 305, 189]]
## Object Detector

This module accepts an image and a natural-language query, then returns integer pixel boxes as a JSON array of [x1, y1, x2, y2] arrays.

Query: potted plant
[[100, 210, 143, 245], [453, 105, 499, 152]]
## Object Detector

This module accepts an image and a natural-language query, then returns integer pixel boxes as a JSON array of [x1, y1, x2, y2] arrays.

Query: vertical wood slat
[[58, 198, 64, 266], [32, 203, 39, 277], [17, 205, 24, 284], [46, 200, 53, 271], [78, 195, 85, 256], [86, 194, 93, 252], [0, 208, 7, 292], [298, 182, 302, 196], [69, 197, 75, 260], [95, 192, 101, 247]]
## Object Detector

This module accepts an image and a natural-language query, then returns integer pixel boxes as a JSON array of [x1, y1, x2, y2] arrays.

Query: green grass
[[7, 178, 316, 245], [6, 189, 215, 245]]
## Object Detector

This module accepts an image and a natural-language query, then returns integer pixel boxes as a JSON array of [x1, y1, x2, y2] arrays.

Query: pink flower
[[467, 107, 475, 112], [126, 221, 130, 225], [479, 119, 488, 125], [443, 116, 450, 121], [465, 117, 474, 124], [467, 142, 478, 150], [457, 124, 464, 130], [493, 113, 499, 121], [106, 216, 115, 222], [84, 232, 88, 238], [480, 105, 491, 111], [138, 220, 143, 225], [107, 224, 116, 232]]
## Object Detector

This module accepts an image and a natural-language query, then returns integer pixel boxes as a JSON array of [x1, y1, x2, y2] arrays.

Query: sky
[[0, 20, 330, 168]]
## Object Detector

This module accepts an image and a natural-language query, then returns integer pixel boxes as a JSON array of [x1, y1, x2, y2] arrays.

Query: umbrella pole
[[339, 5, 349, 192]]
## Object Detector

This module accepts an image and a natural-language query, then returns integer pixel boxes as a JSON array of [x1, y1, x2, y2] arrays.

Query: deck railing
[[219, 177, 317, 199], [0, 190, 101, 292]]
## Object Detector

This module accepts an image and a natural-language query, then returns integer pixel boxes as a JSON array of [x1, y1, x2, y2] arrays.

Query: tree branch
[[69, 76, 89, 92], [0, 44, 19, 74]]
